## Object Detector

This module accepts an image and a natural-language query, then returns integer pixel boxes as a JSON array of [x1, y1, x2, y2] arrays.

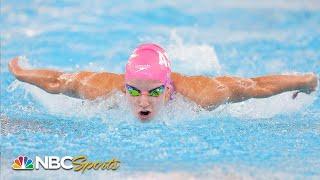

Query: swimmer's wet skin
[[8, 43, 318, 121]]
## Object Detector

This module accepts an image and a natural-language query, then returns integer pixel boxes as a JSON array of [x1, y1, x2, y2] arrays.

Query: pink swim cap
[[125, 43, 171, 84]]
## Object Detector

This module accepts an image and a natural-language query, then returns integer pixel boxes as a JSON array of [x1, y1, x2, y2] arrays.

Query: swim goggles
[[126, 84, 165, 97]]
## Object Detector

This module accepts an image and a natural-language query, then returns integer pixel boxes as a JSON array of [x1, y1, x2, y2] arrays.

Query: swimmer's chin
[[139, 118, 152, 122]]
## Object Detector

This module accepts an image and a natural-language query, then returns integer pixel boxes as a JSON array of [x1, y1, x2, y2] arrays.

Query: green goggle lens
[[126, 85, 165, 97], [149, 86, 164, 97], [128, 88, 140, 96]]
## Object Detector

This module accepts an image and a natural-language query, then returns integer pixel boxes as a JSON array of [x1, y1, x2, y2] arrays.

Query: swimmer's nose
[[138, 94, 150, 108]]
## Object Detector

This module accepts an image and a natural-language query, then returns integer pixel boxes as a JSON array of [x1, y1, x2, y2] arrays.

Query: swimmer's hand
[[9, 57, 64, 93], [292, 73, 318, 99], [8, 57, 23, 77]]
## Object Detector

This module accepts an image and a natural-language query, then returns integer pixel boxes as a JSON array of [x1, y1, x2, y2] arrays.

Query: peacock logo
[[12, 156, 34, 170]]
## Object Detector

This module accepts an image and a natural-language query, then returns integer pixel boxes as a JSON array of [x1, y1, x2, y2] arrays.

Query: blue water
[[1, 1, 320, 179]]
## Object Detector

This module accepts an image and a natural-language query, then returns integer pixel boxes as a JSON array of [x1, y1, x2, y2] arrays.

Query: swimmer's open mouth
[[139, 110, 151, 116]]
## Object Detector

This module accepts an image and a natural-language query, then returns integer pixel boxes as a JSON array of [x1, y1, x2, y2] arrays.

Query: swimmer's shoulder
[[81, 72, 125, 92], [171, 72, 209, 86], [68, 71, 124, 85], [60, 71, 125, 99], [170, 72, 206, 94], [171, 72, 186, 83], [170, 72, 225, 95]]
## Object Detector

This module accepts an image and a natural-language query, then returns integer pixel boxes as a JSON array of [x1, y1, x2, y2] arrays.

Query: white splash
[[166, 30, 222, 76], [221, 91, 316, 119], [7, 80, 131, 122]]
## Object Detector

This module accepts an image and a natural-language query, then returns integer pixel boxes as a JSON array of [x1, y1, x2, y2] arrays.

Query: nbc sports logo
[[11, 155, 120, 172], [12, 156, 34, 170]]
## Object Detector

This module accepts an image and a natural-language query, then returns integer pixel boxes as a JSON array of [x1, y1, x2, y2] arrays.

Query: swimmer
[[8, 43, 318, 121]]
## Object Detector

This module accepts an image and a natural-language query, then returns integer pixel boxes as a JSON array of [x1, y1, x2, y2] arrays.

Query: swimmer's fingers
[[292, 88, 315, 99], [292, 91, 299, 99], [304, 73, 318, 93], [8, 57, 23, 76], [291, 90, 310, 99], [293, 74, 318, 99]]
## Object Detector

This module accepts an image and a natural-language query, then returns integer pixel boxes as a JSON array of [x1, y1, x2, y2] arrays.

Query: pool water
[[1, 1, 320, 179]]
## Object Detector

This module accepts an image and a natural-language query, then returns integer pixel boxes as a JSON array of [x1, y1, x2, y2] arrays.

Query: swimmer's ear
[[121, 86, 126, 94], [164, 86, 170, 102]]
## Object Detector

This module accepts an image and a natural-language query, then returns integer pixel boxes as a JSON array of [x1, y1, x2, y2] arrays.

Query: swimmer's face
[[125, 79, 170, 122]]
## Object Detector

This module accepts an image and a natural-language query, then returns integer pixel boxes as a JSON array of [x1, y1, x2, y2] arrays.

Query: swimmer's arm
[[172, 73, 318, 108], [8, 57, 125, 99], [215, 74, 318, 102]]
